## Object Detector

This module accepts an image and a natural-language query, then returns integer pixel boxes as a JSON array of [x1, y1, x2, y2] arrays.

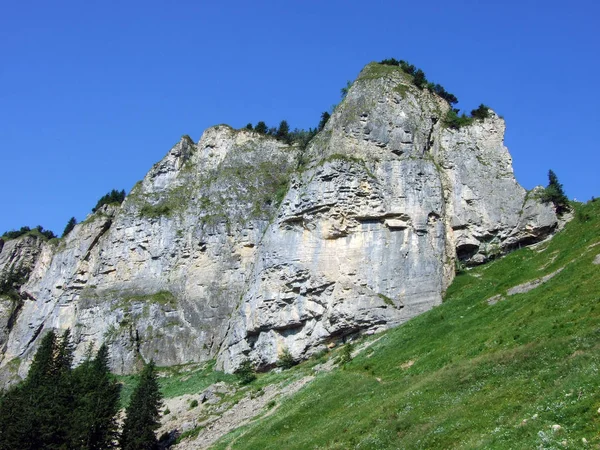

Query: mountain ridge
[[0, 61, 558, 383]]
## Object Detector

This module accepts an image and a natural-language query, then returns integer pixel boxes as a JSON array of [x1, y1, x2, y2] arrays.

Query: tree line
[[0, 330, 164, 449], [244, 111, 331, 149], [379, 58, 493, 129]]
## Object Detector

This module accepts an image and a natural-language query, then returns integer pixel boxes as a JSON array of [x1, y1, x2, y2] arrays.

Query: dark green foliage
[[339, 342, 354, 365], [120, 361, 163, 450], [62, 217, 77, 238], [189, 399, 198, 409], [379, 58, 400, 66], [379, 58, 460, 106], [412, 69, 427, 89], [245, 123, 253, 130], [0, 332, 121, 450], [0, 264, 28, 300], [288, 128, 317, 150], [254, 121, 268, 134], [1, 225, 56, 241], [399, 60, 417, 76], [318, 111, 330, 131], [70, 344, 121, 449], [444, 109, 474, 129], [432, 84, 458, 105], [234, 359, 256, 384], [276, 120, 291, 143], [541, 170, 570, 215], [0, 330, 72, 449], [471, 104, 491, 120], [92, 189, 126, 213], [276, 348, 296, 370], [1, 226, 33, 240]]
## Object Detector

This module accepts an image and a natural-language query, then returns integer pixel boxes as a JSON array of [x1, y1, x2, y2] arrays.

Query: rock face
[[0, 63, 558, 381]]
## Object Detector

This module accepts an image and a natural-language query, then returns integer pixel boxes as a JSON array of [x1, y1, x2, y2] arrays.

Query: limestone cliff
[[0, 63, 557, 381]]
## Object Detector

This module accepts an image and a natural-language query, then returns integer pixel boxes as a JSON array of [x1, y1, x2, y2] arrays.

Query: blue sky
[[1, 0, 598, 235]]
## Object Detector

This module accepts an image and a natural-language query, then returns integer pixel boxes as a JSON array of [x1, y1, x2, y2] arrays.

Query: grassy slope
[[211, 200, 600, 449]]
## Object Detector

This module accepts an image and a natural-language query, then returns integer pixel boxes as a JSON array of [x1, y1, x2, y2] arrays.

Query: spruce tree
[[318, 111, 330, 131], [276, 120, 290, 143], [542, 169, 570, 215], [0, 330, 75, 449], [120, 361, 163, 450], [254, 121, 268, 134], [70, 343, 121, 449], [62, 217, 77, 237]]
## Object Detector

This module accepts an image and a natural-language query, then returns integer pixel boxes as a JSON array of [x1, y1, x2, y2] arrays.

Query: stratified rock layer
[[0, 63, 557, 381]]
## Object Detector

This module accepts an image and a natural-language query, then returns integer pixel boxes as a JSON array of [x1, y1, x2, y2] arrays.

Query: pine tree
[[0, 330, 75, 449], [120, 361, 163, 450], [70, 343, 121, 449], [0, 332, 58, 449], [254, 121, 268, 134], [318, 112, 330, 131], [542, 169, 570, 215], [62, 217, 77, 237], [276, 120, 290, 143]]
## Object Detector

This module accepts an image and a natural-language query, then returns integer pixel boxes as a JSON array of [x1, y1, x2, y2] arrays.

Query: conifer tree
[[0, 330, 75, 449], [542, 169, 570, 215], [120, 361, 163, 450], [318, 111, 330, 131], [254, 121, 268, 134], [70, 343, 121, 449], [276, 120, 291, 143], [62, 217, 77, 237]]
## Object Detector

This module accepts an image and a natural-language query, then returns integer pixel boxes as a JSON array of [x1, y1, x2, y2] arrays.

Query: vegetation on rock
[[61, 216, 77, 237], [212, 200, 600, 449], [1, 225, 56, 241], [541, 169, 570, 215], [92, 189, 126, 213]]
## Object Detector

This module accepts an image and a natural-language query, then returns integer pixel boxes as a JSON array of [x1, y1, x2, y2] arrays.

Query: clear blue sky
[[1, 0, 598, 235]]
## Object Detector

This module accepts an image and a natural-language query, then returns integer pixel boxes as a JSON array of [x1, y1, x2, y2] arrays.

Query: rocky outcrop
[[0, 62, 558, 381]]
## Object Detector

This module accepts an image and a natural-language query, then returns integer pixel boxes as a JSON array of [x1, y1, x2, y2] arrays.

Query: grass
[[118, 360, 236, 408], [209, 199, 600, 449]]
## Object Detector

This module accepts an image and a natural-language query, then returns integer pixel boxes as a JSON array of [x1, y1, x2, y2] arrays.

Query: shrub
[[189, 399, 198, 409], [444, 109, 474, 129], [379, 58, 400, 66], [413, 69, 427, 89], [380, 58, 458, 105], [471, 104, 491, 120], [340, 342, 354, 365], [93, 189, 126, 213], [276, 348, 296, 370], [234, 359, 256, 384], [1, 225, 55, 241]]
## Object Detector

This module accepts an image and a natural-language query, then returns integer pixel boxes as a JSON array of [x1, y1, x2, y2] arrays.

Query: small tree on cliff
[[542, 169, 570, 215], [62, 217, 77, 237]]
